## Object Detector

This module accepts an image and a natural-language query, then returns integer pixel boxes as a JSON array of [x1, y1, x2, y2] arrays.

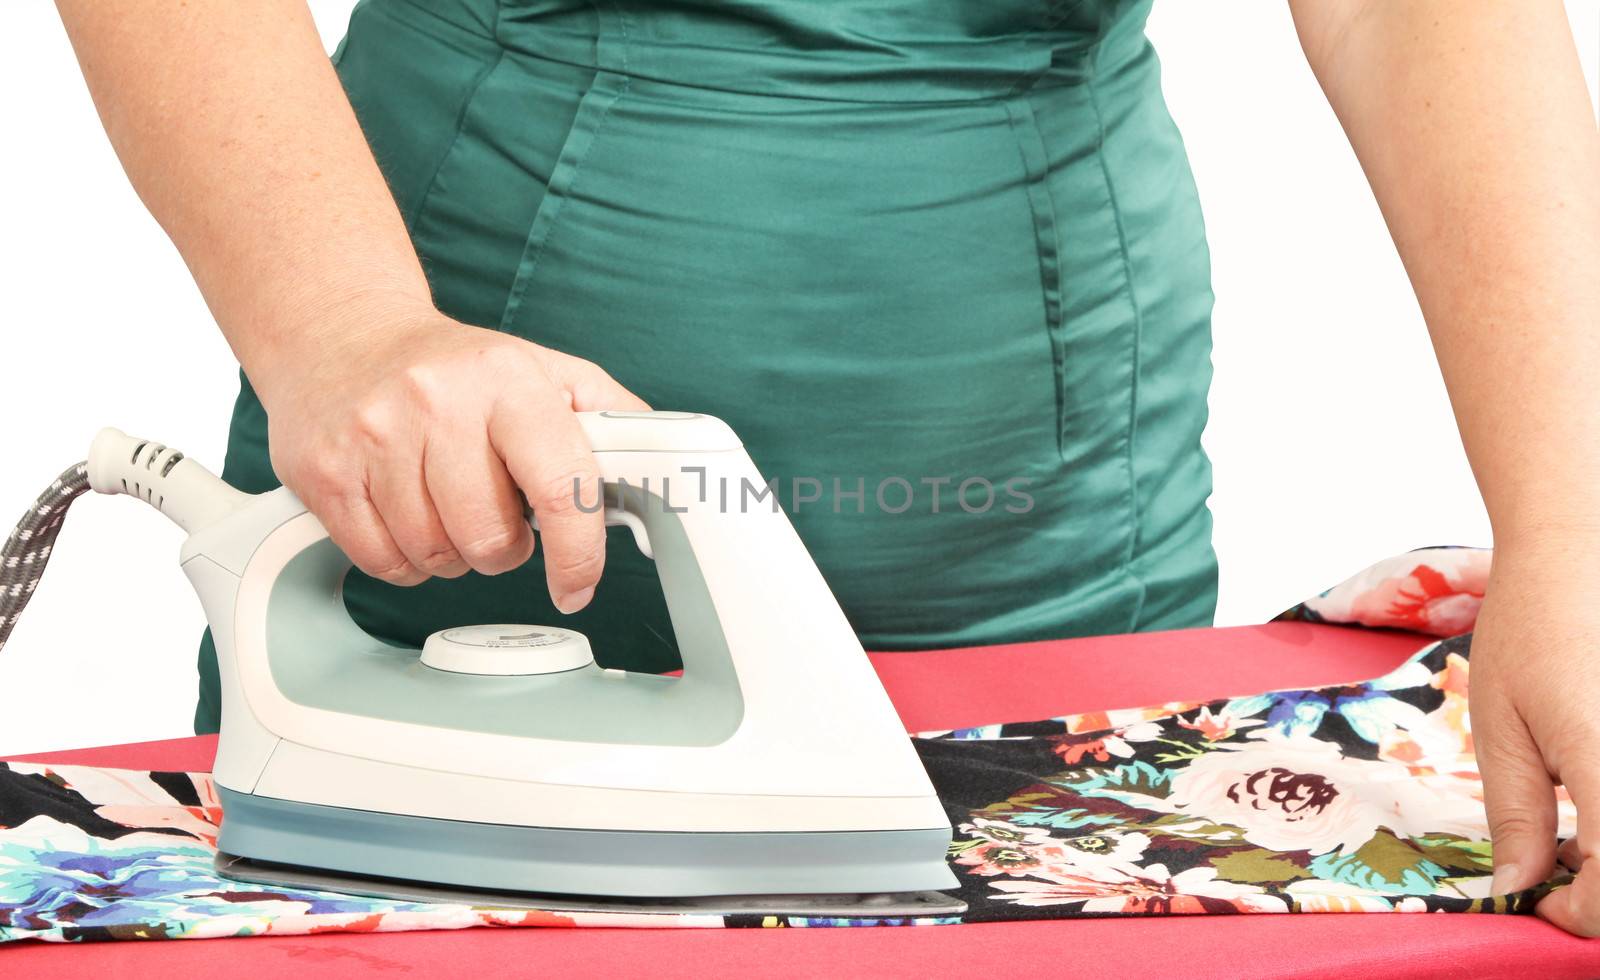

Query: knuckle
[[1471, 718, 1540, 767], [414, 545, 465, 575], [458, 524, 525, 566], [340, 537, 423, 585], [546, 540, 605, 581], [399, 363, 446, 408], [351, 409, 389, 450], [300, 461, 351, 501], [1488, 809, 1547, 843], [351, 399, 406, 449], [1547, 734, 1600, 778], [563, 354, 608, 382], [367, 558, 424, 585], [533, 468, 599, 517], [343, 541, 411, 581]]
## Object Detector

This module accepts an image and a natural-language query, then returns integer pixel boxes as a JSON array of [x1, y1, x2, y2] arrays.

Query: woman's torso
[[200, 0, 1217, 730]]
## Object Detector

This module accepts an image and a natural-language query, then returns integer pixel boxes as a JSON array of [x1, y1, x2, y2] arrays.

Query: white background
[[1, 3, 1596, 755]]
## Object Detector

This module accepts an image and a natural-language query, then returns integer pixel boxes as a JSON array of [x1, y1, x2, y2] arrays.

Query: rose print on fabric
[[921, 547, 1571, 922], [1120, 736, 1485, 855]]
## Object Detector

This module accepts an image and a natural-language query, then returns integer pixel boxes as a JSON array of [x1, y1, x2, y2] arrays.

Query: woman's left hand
[[1471, 538, 1600, 934], [1290, 0, 1600, 937]]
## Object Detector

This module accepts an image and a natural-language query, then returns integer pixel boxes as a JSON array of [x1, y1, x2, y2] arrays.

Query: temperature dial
[[420, 624, 594, 676]]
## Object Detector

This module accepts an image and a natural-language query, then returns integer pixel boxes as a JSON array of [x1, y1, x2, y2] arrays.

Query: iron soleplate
[[215, 852, 967, 919]]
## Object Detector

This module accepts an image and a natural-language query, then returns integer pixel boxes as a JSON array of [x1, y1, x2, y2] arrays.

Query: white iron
[[74, 411, 957, 903]]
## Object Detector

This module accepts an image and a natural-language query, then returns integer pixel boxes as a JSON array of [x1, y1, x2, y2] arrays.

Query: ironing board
[[6, 622, 1599, 978]]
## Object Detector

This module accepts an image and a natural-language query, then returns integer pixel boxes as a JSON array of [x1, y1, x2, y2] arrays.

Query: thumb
[[542, 352, 652, 413], [1537, 764, 1600, 936], [1478, 707, 1559, 894], [1537, 854, 1600, 937]]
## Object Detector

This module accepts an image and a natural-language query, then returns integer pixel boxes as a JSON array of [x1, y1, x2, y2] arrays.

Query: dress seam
[[495, 77, 628, 333], [1003, 98, 1066, 458], [1086, 68, 1147, 628], [402, 19, 505, 238], [1000, 0, 1091, 101], [496, 3, 631, 332]]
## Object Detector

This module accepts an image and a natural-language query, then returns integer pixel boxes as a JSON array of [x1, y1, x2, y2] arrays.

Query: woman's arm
[[57, 0, 429, 379], [55, 1, 645, 612], [1289, 0, 1600, 932]]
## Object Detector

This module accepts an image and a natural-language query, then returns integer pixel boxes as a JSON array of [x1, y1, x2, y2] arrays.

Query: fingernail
[[1492, 863, 1522, 895], [555, 586, 594, 615]]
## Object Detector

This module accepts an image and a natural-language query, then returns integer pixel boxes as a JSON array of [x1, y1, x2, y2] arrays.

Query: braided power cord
[[0, 463, 91, 653]]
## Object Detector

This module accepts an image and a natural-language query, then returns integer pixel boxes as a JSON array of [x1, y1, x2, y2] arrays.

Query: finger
[[541, 352, 652, 413], [1538, 763, 1600, 936], [1558, 835, 1583, 872], [366, 441, 471, 580], [1537, 856, 1600, 937], [488, 383, 606, 612], [315, 486, 427, 586], [1478, 707, 1559, 894], [423, 424, 535, 576]]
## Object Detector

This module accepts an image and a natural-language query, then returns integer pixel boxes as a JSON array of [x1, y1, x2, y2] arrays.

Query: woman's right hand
[[59, 0, 653, 613], [252, 300, 650, 614]]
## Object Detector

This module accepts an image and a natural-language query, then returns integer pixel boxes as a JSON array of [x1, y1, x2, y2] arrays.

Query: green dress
[[196, 0, 1217, 732]]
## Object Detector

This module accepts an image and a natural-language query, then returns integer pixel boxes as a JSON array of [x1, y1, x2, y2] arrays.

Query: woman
[[57, 0, 1600, 933]]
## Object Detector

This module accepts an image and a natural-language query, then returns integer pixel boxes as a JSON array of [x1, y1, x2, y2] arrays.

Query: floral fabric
[[0, 547, 1572, 943]]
